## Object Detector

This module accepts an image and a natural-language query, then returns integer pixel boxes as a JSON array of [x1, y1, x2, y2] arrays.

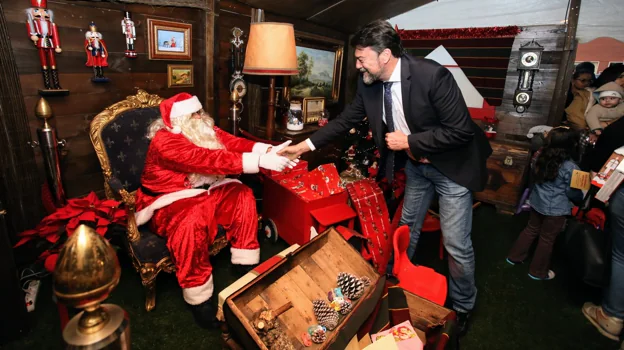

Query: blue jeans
[[399, 161, 477, 313], [603, 186, 624, 319]]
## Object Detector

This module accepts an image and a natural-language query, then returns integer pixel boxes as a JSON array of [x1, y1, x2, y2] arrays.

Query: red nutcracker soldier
[[85, 22, 109, 82], [26, 0, 67, 93], [121, 12, 137, 58]]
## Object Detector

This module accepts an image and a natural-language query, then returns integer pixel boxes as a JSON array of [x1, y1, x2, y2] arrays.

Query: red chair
[[392, 199, 444, 260], [393, 225, 447, 306]]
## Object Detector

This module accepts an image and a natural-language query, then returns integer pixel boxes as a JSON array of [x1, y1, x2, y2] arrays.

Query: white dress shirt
[[305, 58, 408, 151]]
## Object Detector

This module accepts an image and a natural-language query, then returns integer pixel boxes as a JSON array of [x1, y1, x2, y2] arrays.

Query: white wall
[[389, 0, 624, 43]]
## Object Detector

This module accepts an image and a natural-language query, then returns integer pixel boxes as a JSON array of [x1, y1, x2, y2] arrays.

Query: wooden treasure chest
[[224, 228, 385, 350], [475, 140, 531, 214]]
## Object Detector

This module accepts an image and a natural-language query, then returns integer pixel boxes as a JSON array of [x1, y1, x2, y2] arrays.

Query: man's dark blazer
[[309, 54, 493, 192]]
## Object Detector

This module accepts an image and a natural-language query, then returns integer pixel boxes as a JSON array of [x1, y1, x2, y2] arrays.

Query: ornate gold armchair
[[89, 89, 228, 311]]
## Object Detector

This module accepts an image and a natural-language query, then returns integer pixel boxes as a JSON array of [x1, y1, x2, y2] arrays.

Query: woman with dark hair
[[564, 62, 596, 129], [507, 127, 584, 280], [595, 64, 624, 89]]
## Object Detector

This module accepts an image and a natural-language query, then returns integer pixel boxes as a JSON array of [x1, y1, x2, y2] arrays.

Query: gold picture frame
[[147, 19, 192, 61], [167, 64, 194, 88], [303, 97, 325, 124]]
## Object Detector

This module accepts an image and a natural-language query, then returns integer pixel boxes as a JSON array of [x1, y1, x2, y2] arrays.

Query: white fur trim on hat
[[599, 91, 622, 99], [182, 275, 214, 305], [170, 95, 203, 121], [231, 247, 260, 265]]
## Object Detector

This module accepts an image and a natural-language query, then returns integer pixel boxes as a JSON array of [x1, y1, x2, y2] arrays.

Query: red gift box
[[269, 160, 308, 181], [296, 188, 322, 202], [308, 163, 345, 197]]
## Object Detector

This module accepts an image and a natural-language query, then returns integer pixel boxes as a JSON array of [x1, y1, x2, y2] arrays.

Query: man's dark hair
[[350, 20, 403, 57]]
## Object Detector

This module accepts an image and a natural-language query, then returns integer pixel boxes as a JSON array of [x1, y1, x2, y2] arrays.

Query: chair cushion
[[100, 107, 161, 193], [131, 224, 228, 264]]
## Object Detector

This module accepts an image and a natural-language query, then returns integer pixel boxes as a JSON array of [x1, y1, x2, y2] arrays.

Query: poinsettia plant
[[14, 192, 127, 271]]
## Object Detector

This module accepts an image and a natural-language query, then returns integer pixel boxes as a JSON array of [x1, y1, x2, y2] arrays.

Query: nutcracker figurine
[[85, 22, 109, 82], [26, 0, 68, 94], [121, 12, 137, 58]]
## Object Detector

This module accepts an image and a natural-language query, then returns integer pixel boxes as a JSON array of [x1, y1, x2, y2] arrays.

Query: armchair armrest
[[108, 177, 136, 209]]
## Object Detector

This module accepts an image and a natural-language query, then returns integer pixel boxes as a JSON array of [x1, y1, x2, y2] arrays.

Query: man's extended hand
[[269, 140, 292, 155], [386, 130, 409, 151], [277, 141, 310, 160]]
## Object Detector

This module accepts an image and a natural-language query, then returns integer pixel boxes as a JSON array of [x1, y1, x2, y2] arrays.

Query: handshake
[[257, 140, 310, 172]]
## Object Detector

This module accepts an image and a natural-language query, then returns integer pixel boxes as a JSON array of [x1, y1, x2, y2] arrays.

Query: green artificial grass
[[3, 204, 618, 350]]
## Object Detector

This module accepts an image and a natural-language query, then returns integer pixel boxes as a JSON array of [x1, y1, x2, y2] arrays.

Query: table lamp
[[243, 22, 298, 139]]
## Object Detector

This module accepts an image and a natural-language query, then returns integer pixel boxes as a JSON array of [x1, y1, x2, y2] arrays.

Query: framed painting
[[290, 31, 344, 104], [167, 64, 194, 88], [303, 97, 325, 124], [147, 19, 192, 61]]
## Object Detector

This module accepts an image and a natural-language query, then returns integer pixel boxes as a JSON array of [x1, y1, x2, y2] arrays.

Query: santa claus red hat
[[159, 93, 203, 134]]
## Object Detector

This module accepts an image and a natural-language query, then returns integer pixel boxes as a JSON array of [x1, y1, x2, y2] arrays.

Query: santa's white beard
[[176, 115, 225, 187], [178, 116, 224, 150]]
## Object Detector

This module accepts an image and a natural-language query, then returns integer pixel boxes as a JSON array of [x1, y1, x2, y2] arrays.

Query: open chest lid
[[224, 227, 385, 350]]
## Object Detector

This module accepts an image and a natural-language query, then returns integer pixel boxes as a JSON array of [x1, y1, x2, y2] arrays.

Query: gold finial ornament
[[54, 225, 130, 349], [35, 97, 53, 128], [230, 89, 240, 104]]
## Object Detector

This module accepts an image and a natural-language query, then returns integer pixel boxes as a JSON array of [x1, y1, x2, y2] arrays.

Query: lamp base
[[63, 304, 130, 349]]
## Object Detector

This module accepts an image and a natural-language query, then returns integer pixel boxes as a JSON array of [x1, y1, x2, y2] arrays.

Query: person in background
[[595, 64, 624, 89], [564, 62, 596, 130], [506, 127, 583, 280], [581, 116, 624, 344], [586, 82, 624, 140], [278, 20, 492, 336]]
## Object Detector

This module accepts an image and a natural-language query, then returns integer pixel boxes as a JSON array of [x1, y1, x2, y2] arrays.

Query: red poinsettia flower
[[14, 191, 127, 250]]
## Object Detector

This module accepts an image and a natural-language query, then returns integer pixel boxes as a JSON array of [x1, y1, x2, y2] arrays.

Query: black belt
[[140, 185, 163, 197]]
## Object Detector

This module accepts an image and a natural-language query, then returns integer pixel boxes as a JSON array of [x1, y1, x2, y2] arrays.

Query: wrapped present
[[270, 160, 308, 180], [296, 188, 323, 202], [308, 163, 345, 197]]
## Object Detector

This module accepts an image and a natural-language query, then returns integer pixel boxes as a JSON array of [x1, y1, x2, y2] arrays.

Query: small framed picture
[[167, 64, 194, 88], [303, 97, 325, 124], [147, 19, 192, 60]]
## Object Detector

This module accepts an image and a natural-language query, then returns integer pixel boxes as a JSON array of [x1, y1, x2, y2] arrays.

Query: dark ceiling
[[235, 0, 433, 34]]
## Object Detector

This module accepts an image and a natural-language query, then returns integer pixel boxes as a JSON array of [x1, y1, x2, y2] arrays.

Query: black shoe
[[189, 299, 218, 329], [456, 311, 471, 337]]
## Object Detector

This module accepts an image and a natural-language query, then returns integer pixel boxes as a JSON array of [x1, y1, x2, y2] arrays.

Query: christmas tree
[[340, 117, 379, 179]]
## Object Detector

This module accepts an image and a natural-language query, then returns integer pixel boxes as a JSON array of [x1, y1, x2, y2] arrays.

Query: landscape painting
[[290, 46, 336, 100]]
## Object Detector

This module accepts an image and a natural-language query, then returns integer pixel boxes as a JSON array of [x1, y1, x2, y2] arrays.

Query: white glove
[[270, 140, 292, 154], [258, 153, 296, 172]]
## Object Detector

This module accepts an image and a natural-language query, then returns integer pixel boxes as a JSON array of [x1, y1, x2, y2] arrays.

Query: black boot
[[189, 298, 218, 329], [50, 69, 62, 89], [41, 68, 52, 89], [456, 311, 471, 337], [97, 66, 104, 78]]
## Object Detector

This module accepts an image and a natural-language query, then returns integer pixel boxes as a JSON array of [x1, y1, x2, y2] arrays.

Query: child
[[507, 127, 584, 280], [586, 82, 624, 136]]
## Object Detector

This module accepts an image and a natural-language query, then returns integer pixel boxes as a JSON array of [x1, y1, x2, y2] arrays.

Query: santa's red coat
[[135, 127, 266, 305]]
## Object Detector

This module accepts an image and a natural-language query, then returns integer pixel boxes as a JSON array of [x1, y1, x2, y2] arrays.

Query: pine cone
[[339, 299, 353, 315], [312, 299, 339, 330], [360, 276, 372, 288], [311, 327, 327, 344], [337, 272, 365, 300]]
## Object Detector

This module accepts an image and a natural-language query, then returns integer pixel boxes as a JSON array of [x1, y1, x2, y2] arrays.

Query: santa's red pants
[[150, 183, 259, 305]]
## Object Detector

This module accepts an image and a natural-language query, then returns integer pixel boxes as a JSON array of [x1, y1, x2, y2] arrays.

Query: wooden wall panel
[[4, 0, 210, 198], [495, 25, 566, 140]]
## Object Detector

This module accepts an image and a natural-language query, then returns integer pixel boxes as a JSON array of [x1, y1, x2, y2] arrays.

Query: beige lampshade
[[243, 22, 298, 76]]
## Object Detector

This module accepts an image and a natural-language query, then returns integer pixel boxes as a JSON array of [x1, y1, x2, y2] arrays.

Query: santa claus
[[134, 93, 295, 327]]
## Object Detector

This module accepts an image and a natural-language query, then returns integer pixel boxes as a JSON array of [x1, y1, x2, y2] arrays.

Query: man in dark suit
[[279, 20, 492, 334]]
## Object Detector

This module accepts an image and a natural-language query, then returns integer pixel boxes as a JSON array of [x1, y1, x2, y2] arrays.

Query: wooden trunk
[[224, 228, 384, 350], [403, 288, 456, 345], [475, 140, 531, 214]]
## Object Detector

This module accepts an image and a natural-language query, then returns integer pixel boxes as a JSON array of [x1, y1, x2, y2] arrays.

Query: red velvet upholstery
[[392, 225, 448, 306]]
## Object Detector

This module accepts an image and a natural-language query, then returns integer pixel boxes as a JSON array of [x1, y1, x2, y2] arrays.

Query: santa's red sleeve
[[214, 127, 271, 154], [154, 131, 261, 174]]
